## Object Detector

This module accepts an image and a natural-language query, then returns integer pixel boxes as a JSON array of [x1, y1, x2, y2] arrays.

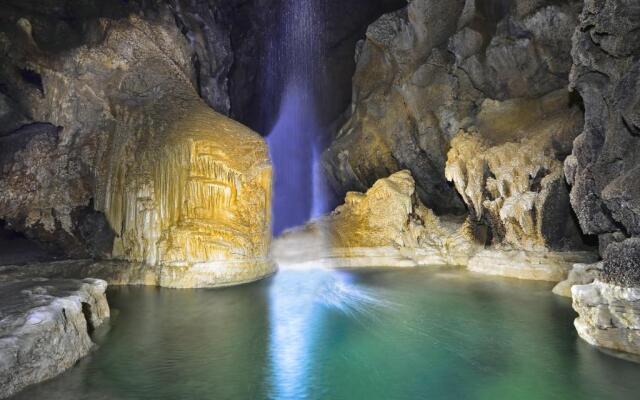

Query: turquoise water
[[13, 268, 640, 399]]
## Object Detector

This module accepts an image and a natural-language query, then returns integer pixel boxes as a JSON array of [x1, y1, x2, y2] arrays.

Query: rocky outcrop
[[553, 262, 603, 298], [274, 169, 595, 281], [441, 89, 597, 281], [573, 280, 640, 359], [323, 0, 582, 214], [0, 278, 109, 398], [0, 7, 274, 286], [468, 250, 597, 282], [445, 90, 585, 252], [565, 0, 640, 287], [273, 171, 477, 268], [564, 0, 640, 358]]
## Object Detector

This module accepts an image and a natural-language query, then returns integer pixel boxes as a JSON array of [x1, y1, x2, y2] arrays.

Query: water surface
[[13, 268, 640, 400]]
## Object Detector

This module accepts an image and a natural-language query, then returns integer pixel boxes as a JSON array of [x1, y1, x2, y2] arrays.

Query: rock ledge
[[0, 278, 109, 398]]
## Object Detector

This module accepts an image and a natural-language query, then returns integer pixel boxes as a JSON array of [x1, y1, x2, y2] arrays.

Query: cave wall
[[0, 0, 406, 258], [0, 0, 273, 267], [323, 0, 584, 216], [566, 0, 640, 286], [321, 0, 596, 256], [232, 0, 406, 140]]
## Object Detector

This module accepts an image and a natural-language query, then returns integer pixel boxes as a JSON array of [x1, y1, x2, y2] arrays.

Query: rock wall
[[566, 0, 640, 287], [445, 90, 586, 252], [0, 3, 274, 285], [323, 0, 583, 215], [563, 0, 640, 359]]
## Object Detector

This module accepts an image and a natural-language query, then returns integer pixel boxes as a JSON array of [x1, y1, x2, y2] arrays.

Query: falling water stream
[[266, 0, 330, 235]]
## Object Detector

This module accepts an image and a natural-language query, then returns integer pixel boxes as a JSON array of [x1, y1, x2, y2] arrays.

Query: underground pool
[[11, 268, 640, 400]]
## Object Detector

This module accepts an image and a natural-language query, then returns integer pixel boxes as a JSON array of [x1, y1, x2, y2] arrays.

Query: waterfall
[[266, 0, 331, 235]]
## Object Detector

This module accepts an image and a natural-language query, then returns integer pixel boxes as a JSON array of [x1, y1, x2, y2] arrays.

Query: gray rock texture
[[573, 279, 640, 359], [169, 0, 235, 114], [0, 2, 275, 263], [0, 278, 109, 399], [323, 0, 584, 216], [0, 5, 195, 258], [565, 0, 640, 287]]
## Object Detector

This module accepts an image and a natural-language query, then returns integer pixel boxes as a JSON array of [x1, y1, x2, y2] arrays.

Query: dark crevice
[[529, 167, 548, 193], [81, 302, 95, 335], [18, 68, 43, 93], [622, 115, 640, 137]]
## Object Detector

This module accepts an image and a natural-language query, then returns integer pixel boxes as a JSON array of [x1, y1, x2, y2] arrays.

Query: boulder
[[573, 280, 640, 359], [553, 262, 603, 298], [0, 278, 109, 399]]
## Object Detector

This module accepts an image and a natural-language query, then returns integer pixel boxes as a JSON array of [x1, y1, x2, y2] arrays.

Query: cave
[[1, 0, 640, 399]]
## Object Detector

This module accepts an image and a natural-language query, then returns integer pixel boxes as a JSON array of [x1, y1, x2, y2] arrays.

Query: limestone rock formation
[[441, 89, 597, 280], [0, 7, 273, 286], [565, 0, 640, 288], [467, 250, 598, 282], [573, 280, 640, 359], [273, 170, 477, 268], [445, 90, 585, 252], [0, 278, 109, 399], [553, 262, 603, 298], [274, 168, 594, 282], [323, 0, 582, 214], [564, 0, 640, 357]]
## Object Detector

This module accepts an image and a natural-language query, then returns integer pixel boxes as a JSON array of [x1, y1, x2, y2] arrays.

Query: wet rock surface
[[0, 278, 109, 399], [573, 280, 640, 358], [274, 170, 595, 279]]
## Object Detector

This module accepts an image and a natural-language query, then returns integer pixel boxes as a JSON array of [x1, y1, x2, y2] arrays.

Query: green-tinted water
[[13, 268, 640, 399]]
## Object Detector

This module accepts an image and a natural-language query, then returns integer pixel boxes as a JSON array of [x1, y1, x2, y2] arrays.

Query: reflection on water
[[268, 269, 393, 399], [12, 268, 640, 400]]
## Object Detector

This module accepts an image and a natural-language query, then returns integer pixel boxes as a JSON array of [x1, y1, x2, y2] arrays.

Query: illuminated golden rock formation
[[102, 102, 273, 288], [444, 90, 596, 280], [273, 171, 476, 268], [88, 18, 274, 288], [445, 90, 584, 251], [0, 12, 274, 287]]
